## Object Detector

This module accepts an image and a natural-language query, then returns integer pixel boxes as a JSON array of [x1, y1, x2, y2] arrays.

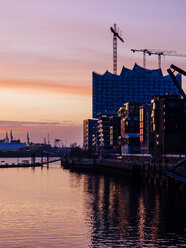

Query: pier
[[0, 156, 63, 168]]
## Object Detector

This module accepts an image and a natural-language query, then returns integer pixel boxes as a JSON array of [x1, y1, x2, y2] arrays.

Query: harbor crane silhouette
[[110, 23, 124, 75], [131, 49, 186, 69], [148, 50, 186, 69]]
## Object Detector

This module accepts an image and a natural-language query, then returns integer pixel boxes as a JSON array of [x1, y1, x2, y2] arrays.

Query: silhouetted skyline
[[0, 0, 185, 145]]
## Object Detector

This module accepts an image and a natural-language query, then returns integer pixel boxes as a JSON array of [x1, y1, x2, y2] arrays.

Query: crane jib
[[110, 27, 124, 43]]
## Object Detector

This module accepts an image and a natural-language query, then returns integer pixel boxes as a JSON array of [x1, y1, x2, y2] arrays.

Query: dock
[[0, 157, 62, 168]]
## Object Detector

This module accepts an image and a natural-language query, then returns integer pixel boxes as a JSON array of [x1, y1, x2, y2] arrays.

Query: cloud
[[0, 120, 81, 127], [0, 78, 91, 96]]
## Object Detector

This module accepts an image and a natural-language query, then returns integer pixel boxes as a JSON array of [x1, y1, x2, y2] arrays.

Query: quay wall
[[62, 157, 176, 173], [61, 157, 186, 187]]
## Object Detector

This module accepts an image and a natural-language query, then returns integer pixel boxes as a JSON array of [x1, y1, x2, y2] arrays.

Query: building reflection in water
[[83, 173, 185, 247], [150, 194, 160, 246], [138, 193, 146, 247]]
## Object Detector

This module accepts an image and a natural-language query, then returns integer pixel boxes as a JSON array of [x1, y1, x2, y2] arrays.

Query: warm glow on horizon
[[0, 0, 185, 145]]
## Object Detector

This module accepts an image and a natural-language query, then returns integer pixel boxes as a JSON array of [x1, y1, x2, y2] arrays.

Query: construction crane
[[147, 50, 186, 69], [131, 49, 186, 69], [131, 49, 148, 68], [110, 23, 124, 75], [167, 64, 186, 99]]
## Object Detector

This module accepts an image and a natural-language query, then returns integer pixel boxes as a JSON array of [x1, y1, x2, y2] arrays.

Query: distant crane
[[131, 49, 186, 69], [110, 23, 124, 75], [147, 50, 186, 69], [47, 133, 50, 145], [131, 49, 148, 68]]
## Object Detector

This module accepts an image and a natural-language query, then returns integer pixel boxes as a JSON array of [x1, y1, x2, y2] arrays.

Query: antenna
[[6, 132, 8, 140], [10, 130, 13, 142], [47, 133, 50, 145], [27, 132, 30, 144]]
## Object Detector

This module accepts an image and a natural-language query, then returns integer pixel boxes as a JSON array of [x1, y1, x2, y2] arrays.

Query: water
[[0, 158, 185, 247]]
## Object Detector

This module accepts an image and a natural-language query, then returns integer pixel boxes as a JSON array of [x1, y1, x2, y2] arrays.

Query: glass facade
[[93, 64, 181, 118]]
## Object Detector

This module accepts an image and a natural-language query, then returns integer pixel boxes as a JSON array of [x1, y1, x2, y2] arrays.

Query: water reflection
[[0, 162, 185, 247], [83, 173, 185, 247]]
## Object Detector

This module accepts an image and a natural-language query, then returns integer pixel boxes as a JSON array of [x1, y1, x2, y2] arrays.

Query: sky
[[0, 0, 185, 146]]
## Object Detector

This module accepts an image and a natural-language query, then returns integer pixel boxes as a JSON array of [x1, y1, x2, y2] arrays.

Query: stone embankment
[[61, 157, 186, 187]]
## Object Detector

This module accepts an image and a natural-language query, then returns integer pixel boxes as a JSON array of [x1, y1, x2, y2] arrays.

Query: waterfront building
[[97, 115, 111, 154], [92, 64, 181, 118], [151, 94, 186, 161], [118, 102, 141, 154], [83, 119, 98, 151], [92, 132, 98, 154], [109, 116, 121, 154], [139, 104, 151, 154]]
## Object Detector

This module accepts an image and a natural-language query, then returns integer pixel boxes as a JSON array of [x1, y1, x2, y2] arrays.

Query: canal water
[[0, 159, 185, 247]]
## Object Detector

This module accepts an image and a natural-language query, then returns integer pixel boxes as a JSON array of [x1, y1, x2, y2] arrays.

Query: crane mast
[[131, 49, 148, 68], [110, 23, 124, 75]]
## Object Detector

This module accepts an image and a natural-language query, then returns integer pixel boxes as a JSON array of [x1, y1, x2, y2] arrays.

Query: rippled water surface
[[0, 159, 185, 247]]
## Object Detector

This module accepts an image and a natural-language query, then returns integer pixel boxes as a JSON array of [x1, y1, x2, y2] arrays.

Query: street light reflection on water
[[0, 159, 185, 248]]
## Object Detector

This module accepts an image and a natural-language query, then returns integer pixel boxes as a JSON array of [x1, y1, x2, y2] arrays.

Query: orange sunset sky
[[0, 0, 185, 146]]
